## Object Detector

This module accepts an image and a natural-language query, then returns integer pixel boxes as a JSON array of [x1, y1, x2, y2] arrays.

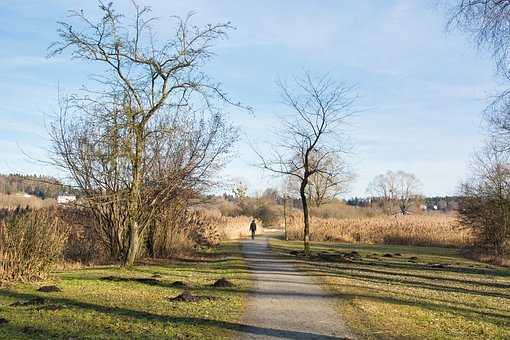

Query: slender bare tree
[[49, 1, 240, 266], [257, 72, 356, 254]]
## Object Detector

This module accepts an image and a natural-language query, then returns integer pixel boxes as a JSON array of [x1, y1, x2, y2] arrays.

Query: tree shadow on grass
[[0, 290, 349, 339]]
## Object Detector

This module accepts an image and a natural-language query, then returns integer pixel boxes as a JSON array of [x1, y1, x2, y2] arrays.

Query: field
[[0, 194, 55, 210], [270, 238, 510, 340], [0, 242, 248, 339], [286, 213, 473, 248]]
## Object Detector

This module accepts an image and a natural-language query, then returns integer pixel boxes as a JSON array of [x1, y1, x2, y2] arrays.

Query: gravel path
[[236, 236, 355, 340]]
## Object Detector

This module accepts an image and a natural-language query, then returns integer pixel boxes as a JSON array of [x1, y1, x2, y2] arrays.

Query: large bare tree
[[49, 1, 240, 266], [258, 72, 356, 254], [368, 170, 421, 215], [448, 1, 510, 150]]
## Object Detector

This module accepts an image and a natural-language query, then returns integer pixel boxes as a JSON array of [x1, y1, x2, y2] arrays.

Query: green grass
[[0, 242, 249, 339], [270, 239, 510, 340]]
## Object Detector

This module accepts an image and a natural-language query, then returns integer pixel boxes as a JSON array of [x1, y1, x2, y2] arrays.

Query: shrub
[[61, 208, 108, 264], [458, 151, 510, 256], [0, 209, 69, 282]]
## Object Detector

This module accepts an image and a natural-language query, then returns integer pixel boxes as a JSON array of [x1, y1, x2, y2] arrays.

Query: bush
[[458, 147, 510, 256], [0, 209, 69, 282], [61, 208, 108, 264]]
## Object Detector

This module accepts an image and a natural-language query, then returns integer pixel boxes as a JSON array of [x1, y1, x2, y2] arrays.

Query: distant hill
[[0, 174, 62, 199]]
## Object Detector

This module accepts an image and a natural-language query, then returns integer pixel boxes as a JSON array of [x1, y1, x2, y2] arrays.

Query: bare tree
[[448, 1, 510, 150], [257, 72, 356, 254], [459, 142, 510, 256], [368, 171, 421, 215], [49, 1, 240, 266], [306, 154, 353, 207]]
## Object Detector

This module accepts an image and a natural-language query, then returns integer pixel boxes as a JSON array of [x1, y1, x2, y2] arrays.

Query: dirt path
[[236, 235, 355, 340]]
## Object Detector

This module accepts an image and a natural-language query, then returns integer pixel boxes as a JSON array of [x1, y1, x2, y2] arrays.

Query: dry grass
[[215, 216, 262, 240], [195, 208, 261, 239], [0, 193, 55, 209], [286, 213, 474, 248]]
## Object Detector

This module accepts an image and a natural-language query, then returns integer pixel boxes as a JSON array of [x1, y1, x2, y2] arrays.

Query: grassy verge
[[0, 242, 248, 339], [270, 239, 510, 340]]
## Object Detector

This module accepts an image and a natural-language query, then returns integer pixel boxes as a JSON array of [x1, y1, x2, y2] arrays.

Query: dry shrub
[[146, 206, 198, 258], [0, 209, 69, 281], [61, 208, 108, 264], [286, 213, 474, 248]]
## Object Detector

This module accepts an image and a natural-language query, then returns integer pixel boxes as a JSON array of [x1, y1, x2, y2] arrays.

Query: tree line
[[0, 174, 61, 199]]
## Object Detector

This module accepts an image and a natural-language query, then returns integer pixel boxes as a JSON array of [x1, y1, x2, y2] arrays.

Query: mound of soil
[[212, 277, 234, 288], [37, 285, 62, 293], [394, 253, 402, 257], [409, 256, 418, 260], [169, 281, 189, 289], [152, 274, 163, 279], [383, 253, 394, 258], [11, 297, 46, 307], [168, 291, 217, 302]]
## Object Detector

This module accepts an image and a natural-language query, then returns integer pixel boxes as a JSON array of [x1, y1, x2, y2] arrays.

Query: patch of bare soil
[[429, 263, 448, 269]]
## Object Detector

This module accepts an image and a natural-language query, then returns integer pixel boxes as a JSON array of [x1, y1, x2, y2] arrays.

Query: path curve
[[236, 235, 355, 340]]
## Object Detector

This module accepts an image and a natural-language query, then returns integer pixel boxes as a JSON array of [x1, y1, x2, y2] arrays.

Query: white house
[[57, 195, 76, 205]]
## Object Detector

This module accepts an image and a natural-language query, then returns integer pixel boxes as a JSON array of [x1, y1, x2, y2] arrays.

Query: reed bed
[[286, 213, 473, 248], [194, 208, 262, 241], [212, 216, 262, 240]]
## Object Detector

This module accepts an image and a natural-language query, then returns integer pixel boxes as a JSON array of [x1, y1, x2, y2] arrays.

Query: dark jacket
[[250, 220, 257, 232]]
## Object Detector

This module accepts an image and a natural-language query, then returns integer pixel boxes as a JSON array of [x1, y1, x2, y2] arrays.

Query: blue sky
[[0, 0, 502, 197]]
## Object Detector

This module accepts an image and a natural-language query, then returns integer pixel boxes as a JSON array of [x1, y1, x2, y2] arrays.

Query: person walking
[[249, 219, 257, 240]]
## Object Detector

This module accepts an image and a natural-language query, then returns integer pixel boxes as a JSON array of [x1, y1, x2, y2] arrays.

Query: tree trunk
[[283, 196, 288, 241], [125, 220, 139, 266], [124, 121, 143, 267], [300, 178, 310, 255]]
